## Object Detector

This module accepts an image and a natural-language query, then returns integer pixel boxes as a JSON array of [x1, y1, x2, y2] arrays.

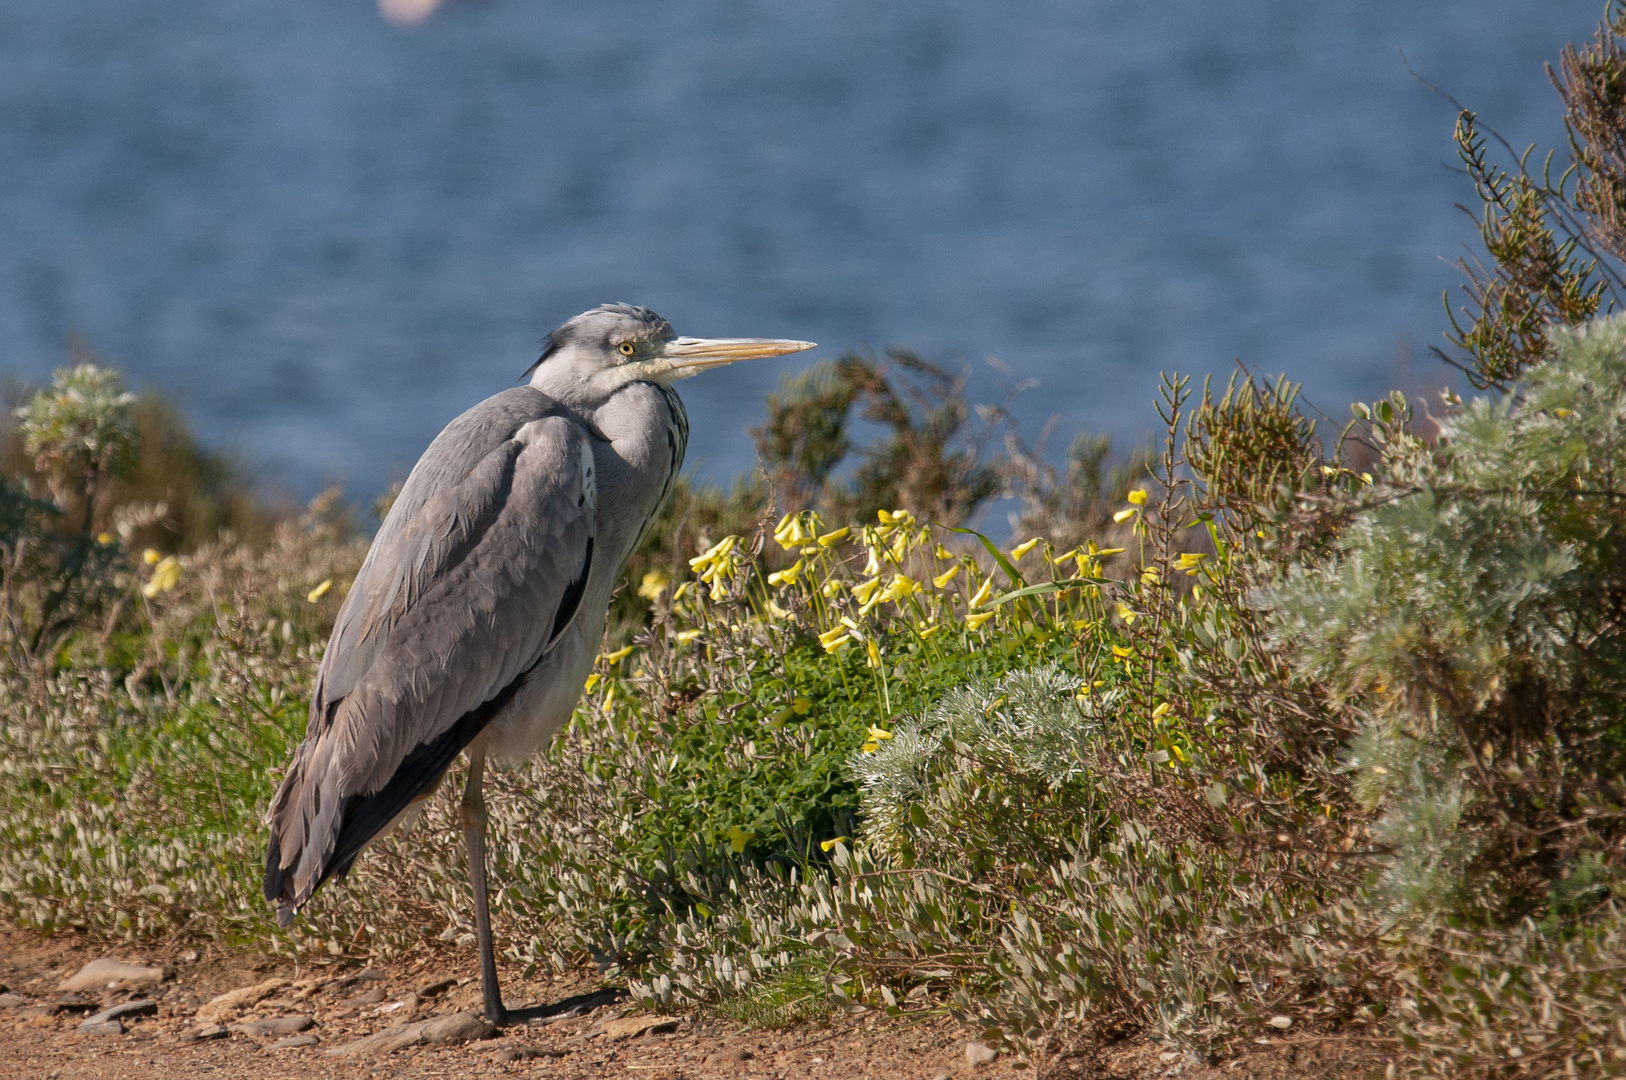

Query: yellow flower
[[584, 672, 602, 692], [1191, 584, 1203, 602], [1112, 508, 1138, 523], [141, 556, 181, 598], [688, 535, 738, 572], [637, 570, 671, 601], [767, 559, 805, 587], [965, 610, 995, 630], [932, 565, 959, 589], [1116, 601, 1136, 625], [819, 836, 850, 853], [1111, 645, 1134, 658], [768, 600, 792, 619], [934, 544, 954, 560], [96, 532, 113, 546], [1141, 566, 1160, 584], [817, 526, 851, 547], [822, 578, 843, 598], [1127, 488, 1148, 505], [600, 645, 635, 664], [862, 546, 884, 577], [142, 548, 161, 565], [675, 629, 703, 645], [1174, 553, 1207, 575], [852, 577, 883, 605], [917, 622, 943, 639], [1321, 465, 1339, 476], [728, 826, 754, 854], [969, 578, 994, 608], [306, 579, 333, 603], [1554, 407, 1574, 418], [1151, 702, 1171, 721], [865, 724, 893, 745], [1009, 537, 1042, 560], [773, 512, 805, 549], [1169, 744, 1187, 764], [866, 639, 881, 667], [817, 625, 851, 652], [878, 574, 918, 604], [1089, 542, 1125, 558]]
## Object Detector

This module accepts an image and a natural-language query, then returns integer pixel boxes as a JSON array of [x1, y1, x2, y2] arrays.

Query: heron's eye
[[618, 342, 636, 357]]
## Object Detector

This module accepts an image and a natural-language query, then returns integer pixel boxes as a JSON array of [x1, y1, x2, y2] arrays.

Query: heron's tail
[[263, 684, 521, 923]]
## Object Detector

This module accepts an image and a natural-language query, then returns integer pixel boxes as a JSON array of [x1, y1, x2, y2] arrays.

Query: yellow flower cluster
[[140, 551, 181, 598], [688, 535, 742, 601], [860, 724, 893, 753], [1112, 487, 1149, 523]]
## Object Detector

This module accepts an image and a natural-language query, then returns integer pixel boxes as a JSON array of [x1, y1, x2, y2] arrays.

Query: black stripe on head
[[518, 328, 566, 382]]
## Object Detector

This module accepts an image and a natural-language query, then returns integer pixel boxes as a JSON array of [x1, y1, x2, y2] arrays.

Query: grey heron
[[263, 304, 814, 1023]]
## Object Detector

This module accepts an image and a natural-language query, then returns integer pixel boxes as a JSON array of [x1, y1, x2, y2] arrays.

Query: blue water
[[0, 1, 1605, 498]]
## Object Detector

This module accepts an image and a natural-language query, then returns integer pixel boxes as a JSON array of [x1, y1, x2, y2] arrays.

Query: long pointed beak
[[658, 336, 816, 377]]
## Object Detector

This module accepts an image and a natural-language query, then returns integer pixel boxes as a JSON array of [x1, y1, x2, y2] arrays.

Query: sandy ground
[[0, 929, 1370, 1080]]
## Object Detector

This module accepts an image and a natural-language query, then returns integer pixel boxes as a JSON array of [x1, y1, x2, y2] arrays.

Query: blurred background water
[[0, 0, 1605, 499]]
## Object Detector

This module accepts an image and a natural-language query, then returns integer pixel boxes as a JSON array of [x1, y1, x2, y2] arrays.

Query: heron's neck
[[580, 382, 688, 560]]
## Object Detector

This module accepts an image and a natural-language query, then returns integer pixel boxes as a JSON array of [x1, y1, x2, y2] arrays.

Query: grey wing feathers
[[264, 388, 597, 920]]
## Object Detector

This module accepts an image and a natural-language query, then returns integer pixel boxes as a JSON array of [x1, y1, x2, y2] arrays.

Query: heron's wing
[[264, 388, 599, 919]]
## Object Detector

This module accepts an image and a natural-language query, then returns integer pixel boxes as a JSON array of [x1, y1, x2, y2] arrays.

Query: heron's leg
[[459, 748, 507, 1025]]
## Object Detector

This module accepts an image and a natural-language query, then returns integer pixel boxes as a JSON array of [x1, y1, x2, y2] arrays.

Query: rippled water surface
[[0, 1, 1604, 497]]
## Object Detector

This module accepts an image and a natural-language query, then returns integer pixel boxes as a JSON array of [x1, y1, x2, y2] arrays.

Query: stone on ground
[[194, 978, 290, 1023], [325, 1011, 494, 1057], [182, 1024, 229, 1042], [229, 1014, 315, 1036], [78, 1000, 156, 1034], [270, 1034, 321, 1049], [601, 1015, 680, 1040], [703, 1048, 754, 1065], [966, 1041, 999, 1066], [59, 959, 164, 992]]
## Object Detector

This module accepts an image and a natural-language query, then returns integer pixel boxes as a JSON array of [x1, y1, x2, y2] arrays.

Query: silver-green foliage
[[1270, 314, 1626, 917], [849, 665, 1106, 853]]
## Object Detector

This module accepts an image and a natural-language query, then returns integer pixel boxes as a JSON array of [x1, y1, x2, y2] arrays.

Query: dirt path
[[0, 929, 1364, 1080]]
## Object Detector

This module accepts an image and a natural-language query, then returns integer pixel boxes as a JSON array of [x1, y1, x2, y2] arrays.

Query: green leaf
[[937, 524, 1026, 588]]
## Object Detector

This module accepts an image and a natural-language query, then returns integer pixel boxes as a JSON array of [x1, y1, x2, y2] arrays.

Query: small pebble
[[79, 1020, 123, 1036], [184, 1024, 229, 1042]]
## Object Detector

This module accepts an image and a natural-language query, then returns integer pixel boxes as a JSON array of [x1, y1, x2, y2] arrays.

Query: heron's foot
[[498, 989, 628, 1027]]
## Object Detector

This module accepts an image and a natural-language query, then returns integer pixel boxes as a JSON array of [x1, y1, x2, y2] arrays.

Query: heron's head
[[522, 303, 815, 404]]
